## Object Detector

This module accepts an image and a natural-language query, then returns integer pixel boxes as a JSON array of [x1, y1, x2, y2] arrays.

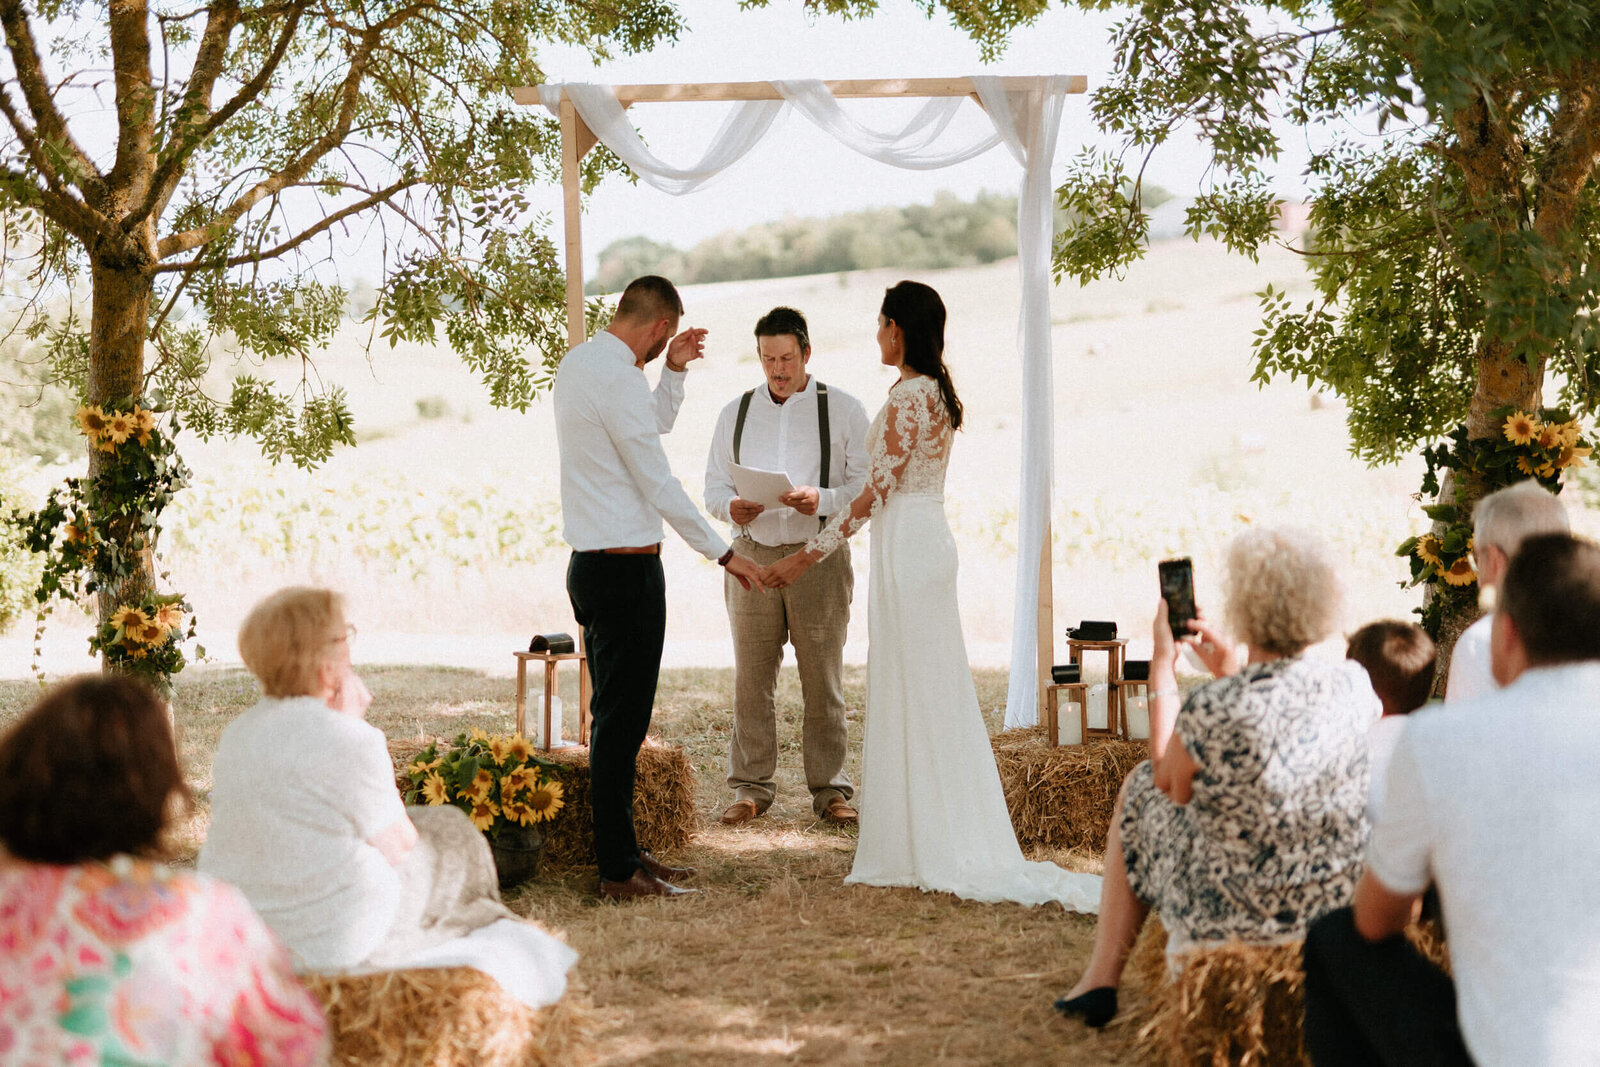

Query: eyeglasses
[[330, 623, 357, 644]]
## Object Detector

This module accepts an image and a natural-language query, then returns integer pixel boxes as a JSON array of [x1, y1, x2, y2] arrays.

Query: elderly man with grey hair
[[1444, 480, 1570, 703]]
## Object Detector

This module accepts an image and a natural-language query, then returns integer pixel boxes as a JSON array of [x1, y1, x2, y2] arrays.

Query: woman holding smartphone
[[1054, 527, 1379, 1028]]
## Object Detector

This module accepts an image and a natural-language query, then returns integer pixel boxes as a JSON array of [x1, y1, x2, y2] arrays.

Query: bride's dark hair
[[882, 281, 963, 431]]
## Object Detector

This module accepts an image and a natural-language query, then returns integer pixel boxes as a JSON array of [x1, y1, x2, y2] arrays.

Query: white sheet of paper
[[729, 463, 796, 509]]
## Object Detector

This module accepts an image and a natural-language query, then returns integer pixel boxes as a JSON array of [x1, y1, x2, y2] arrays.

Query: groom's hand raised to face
[[664, 327, 708, 371], [724, 553, 767, 593]]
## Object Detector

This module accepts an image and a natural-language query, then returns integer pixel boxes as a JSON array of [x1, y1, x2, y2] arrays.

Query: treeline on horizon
[[588, 190, 1022, 294]]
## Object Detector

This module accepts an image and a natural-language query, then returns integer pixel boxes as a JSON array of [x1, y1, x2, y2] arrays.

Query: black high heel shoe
[[1053, 987, 1118, 1028]]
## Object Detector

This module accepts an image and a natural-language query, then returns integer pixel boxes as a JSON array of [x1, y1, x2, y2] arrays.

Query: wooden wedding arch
[[511, 77, 1087, 716]]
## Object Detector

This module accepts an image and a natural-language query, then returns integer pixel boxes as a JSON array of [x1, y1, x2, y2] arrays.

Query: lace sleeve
[[805, 383, 931, 560]]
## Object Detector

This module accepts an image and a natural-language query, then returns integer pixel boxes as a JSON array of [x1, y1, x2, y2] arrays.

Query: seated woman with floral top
[[0, 674, 329, 1066], [199, 586, 577, 1008], [1054, 528, 1379, 1028]]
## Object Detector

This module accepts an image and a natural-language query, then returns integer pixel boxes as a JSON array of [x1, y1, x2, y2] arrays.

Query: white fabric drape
[[540, 78, 1072, 726]]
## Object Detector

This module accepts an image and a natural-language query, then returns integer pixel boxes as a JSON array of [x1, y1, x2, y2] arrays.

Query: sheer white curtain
[[539, 78, 1073, 726]]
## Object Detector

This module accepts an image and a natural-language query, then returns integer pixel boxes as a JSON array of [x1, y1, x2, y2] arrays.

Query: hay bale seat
[[991, 727, 1146, 853], [304, 967, 594, 1067], [1123, 916, 1451, 1066], [389, 736, 697, 870]]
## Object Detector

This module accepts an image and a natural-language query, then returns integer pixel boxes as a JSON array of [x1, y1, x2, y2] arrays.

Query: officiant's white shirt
[[554, 330, 727, 559], [704, 375, 870, 547]]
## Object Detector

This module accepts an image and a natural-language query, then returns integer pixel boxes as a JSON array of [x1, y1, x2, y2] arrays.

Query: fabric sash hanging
[[539, 78, 1072, 726]]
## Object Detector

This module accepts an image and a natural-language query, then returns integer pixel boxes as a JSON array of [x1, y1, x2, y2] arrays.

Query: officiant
[[704, 307, 871, 828]]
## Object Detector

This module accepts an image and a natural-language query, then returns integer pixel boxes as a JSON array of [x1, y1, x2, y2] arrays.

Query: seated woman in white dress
[[199, 586, 577, 1008], [1055, 528, 1378, 1028]]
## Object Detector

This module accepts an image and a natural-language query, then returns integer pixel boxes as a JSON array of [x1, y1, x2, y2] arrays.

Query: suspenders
[[732, 381, 831, 528]]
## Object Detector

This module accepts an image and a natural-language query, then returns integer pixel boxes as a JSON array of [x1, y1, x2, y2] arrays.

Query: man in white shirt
[[554, 275, 765, 901], [1444, 479, 1568, 703], [704, 307, 870, 827], [1304, 532, 1600, 1067]]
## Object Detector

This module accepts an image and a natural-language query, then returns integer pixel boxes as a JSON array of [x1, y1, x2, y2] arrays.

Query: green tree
[[820, 0, 1600, 677], [0, 0, 677, 677]]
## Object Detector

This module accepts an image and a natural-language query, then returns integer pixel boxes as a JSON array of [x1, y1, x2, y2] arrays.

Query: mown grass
[[0, 664, 1135, 1066]]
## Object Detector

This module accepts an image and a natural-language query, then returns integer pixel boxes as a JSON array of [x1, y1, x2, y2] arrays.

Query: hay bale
[[304, 967, 594, 1067], [389, 736, 698, 871], [991, 727, 1146, 853], [1125, 915, 1451, 1067]]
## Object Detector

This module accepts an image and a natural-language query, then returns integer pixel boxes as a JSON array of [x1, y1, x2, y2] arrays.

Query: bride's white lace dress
[[806, 375, 1101, 911]]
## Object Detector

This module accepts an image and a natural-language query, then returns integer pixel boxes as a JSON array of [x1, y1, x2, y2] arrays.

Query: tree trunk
[[87, 251, 156, 662]]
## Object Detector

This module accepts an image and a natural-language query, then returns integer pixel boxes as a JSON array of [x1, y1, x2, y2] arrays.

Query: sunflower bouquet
[[403, 729, 567, 839], [1399, 406, 1593, 636]]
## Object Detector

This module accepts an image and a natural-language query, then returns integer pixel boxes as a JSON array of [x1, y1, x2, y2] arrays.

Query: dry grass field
[[0, 663, 1139, 1066]]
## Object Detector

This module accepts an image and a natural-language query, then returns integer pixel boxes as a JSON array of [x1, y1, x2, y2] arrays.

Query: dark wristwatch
[[717, 547, 735, 567]]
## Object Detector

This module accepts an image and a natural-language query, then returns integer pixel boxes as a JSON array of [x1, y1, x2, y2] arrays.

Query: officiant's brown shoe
[[719, 800, 762, 826], [639, 849, 696, 883], [821, 798, 858, 826], [598, 868, 698, 901]]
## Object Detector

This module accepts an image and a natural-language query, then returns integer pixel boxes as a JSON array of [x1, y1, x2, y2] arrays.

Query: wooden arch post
[[511, 77, 1087, 719]]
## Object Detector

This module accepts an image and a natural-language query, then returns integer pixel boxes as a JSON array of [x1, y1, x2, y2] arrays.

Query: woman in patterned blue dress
[[1054, 527, 1380, 1028]]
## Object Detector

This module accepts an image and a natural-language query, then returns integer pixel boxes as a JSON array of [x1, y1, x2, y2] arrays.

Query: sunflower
[[502, 764, 538, 791], [1414, 534, 1442, 567], [1440, 557, 1477, 587], [467, 727, 490, 743], [410, 754, 443, 775], [464, 768, 495, 803], [153, 603, 184, 630], [502, 800, 537, 826], [64, 523, 86, 543], [132, 618, 168, 645], [1559, 445, 1593, 469], [73, 405, 108, 437], [133, 407, 157, 432], [421, 773, 450, 805], [94, 435, 119, 453], [467, 799, 500, 831], [110, 605, 149, 632], [1516, 455, 1537, 476], [102, 410, 135, 444], [1535, 423, 1562, 451], [525, 778, 566, 823], [489, 736, 512, 763], [1557, 420, 1584, 449], [506, 736, 534, 762], [1503, 410, 1539, 445]]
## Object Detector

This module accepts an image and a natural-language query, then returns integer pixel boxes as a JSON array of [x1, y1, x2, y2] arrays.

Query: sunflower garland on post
[[404, 728, 567, 861], [1399, 407, 1592, 637], [17, 396, 199, 692]]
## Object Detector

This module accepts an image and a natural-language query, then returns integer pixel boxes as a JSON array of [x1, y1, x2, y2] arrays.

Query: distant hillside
[[588, 190, 1025, 294]]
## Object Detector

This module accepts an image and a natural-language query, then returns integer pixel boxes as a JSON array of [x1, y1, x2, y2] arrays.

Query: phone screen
[[1158, 558, 1197, 640]]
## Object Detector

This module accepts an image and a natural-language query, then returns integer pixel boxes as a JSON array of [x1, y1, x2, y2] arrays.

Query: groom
[[554, 275, 766, 901]]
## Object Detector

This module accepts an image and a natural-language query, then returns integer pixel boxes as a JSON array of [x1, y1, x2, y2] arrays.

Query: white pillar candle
[[1126, 695, 1150, 740], [534, 694, 562, 749], [1057, 702, 1083, 746], [1087, 683, 1109, 730]]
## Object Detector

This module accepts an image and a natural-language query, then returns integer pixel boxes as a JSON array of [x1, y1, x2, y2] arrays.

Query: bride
[[762, 281, 1099, 912]]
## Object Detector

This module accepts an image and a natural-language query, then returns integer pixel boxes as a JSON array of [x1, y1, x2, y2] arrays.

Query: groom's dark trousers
[[567, 549, 667, 883]]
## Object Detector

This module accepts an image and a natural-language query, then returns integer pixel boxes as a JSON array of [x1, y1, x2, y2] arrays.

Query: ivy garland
[[19, 396, 201, 689], [1399, 406, 1593, 638]]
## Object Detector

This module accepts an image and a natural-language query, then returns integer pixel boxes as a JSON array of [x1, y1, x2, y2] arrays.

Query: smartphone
[[1158, 557, 1197, 640]]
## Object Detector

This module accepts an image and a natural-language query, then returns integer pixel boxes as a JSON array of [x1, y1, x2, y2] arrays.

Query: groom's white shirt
[[554, 330, 728, 559]]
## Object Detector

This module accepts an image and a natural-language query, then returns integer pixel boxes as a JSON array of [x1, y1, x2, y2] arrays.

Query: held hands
[[729, 497, 765, 525], [778, 486, 820, 516], [760, 551, 812, 590], [724, 553, 767, 593], [664, 327, 708, 371]]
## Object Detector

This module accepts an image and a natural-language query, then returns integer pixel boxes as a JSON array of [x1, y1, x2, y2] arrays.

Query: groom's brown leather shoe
[[639, 849, 696, 883], [598, 868, 698, 901], [719, 800, 762, 826], [821, 798, 858, 826]]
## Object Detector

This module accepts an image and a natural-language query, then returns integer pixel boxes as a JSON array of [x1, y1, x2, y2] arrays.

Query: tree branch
[[1532, 66, 1600, 242], [155, 27, 378, 260], [153, 175, 417, 271], [106, 0, 157, 206], [0, 0, 106, 203]]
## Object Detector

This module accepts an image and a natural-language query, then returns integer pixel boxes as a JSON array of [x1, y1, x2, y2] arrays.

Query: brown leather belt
[[580, 543, 661, 555]]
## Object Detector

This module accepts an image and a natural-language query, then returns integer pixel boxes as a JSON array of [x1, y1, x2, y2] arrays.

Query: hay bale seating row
[[388, 736, 698, 870], [1124, 917, 1451, 1066], [304, 968, 595, 1067], [992, 727, 1147, 853]]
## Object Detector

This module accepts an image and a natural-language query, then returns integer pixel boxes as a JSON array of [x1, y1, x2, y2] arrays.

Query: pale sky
[[523, 0, 1323, 274]]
